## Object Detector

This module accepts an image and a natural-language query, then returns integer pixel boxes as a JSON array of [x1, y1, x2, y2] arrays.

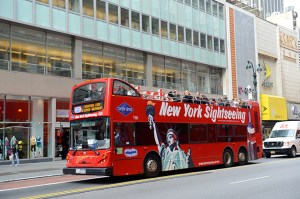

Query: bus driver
[[146, 101, 192, 171]]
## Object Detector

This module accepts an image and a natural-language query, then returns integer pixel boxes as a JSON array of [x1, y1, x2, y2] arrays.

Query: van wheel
[[238, 148, 248, 166], [144, 154, 161, 178], [223, 149, 234, 168], [288, 146, 296, 158], [265, 153, 271, 158]]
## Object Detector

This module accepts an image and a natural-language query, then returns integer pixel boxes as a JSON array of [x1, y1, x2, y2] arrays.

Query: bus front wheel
[[144, 154, 161, 178], [223, 148, 234, 168]]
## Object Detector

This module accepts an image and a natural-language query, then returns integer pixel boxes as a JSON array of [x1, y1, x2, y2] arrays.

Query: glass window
[[182, 62, 196, 92], [126, 51, 145, 86], [103, 45, 126, 80], [161, 21, 168, 38], [192, 0, 198, 8], [165, 58, 181, 90], [142, 15, 150, 33], [206, 0, 211, 14], [200, 33, 206, 48], [52, 0, 65, 9], [131, 11, 140, 30], [193, 31, 199, 46], [83, 0, 94, 17], [178, 26, 184, 42], [210, 68, 223, 94], [220, 39, 225, 53], [186, 28, 192, 44], [170, 23, 177, 41], [36, 0, 49, 3], [152, 17, 159, 35], [199, 0, 205, 11], [0, 23, 10, 70], [82, 41, 103, 79], [47, 34, 72, 77], [185, 0, 191, 6], [121, 8, 129, 27], [212, 1, 218, 16], [214, 37, 219, 52], [207, 35, 212, 50], [11, 26, 46, 75], [178, 0, 183, 2], [219, 4, 224, 18], [196, 64, 209, 93], [152, 56, 165, 87], [69, 0, 80, 13], [190, 125, 208, 142], [96, 0, 106, 20], [109, 4, 118, 24]]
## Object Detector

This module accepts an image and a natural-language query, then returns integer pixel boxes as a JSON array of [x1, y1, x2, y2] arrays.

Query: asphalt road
[[1, 155, 300, 199]]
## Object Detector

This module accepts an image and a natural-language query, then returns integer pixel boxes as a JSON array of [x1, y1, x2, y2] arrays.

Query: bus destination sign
[[74, 102, 103, 114]]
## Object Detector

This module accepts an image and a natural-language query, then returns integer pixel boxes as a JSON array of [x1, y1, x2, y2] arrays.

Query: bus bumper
[[63, 167, 113, 176]]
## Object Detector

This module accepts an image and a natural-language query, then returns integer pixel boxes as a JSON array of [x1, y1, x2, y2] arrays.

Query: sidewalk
[[0, 159, 66, 183]]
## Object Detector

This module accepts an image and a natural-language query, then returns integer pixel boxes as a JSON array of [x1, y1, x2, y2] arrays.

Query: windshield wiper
[[90, 146, 100, 156]]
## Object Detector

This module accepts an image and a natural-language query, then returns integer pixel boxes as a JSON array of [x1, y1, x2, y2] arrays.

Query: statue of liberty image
[[146, 101, 193, 171]]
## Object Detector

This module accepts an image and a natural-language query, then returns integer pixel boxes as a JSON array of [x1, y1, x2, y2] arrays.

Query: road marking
[[230, 176, 270, 184]]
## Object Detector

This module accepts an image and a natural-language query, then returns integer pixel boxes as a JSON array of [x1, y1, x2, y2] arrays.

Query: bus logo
[[74, 106, 82, 113], [124, 148, 138, 157], [116, 102, 134, 116]]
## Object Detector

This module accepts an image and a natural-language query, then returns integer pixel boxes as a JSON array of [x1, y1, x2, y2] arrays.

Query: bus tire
[[238, 148, 248, 166], [288, 146, 296, 158], [223, 148, 234, 168], [144, 153, 161, 178]]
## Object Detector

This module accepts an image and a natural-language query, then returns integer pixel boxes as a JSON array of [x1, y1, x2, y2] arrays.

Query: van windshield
[[269, 129, 295, 138]]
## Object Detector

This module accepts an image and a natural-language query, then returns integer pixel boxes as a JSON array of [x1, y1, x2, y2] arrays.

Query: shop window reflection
[[82, 41, 103, 79], [0, 23, 10, 71]]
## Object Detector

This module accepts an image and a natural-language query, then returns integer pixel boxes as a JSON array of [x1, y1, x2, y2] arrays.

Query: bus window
[[217, 125, 234, 142], [113, 80, 139, 97], [135, 122, 156, 146], [190, 124, 208, 143], [114, 123, 135, 146], [208, 125, 217, 143], [234, 125, 247, 142]]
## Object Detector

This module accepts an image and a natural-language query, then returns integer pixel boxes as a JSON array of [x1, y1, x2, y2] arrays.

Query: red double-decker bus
[[63, 78, 263, 177]]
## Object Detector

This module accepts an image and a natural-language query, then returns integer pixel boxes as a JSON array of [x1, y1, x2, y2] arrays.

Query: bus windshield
[[72, 82, 106, 104], [269, 129, 295, 138], [71, 118, 110, 150]]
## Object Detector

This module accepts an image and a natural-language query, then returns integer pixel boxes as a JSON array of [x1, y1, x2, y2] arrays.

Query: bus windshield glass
[[72, 82, 106, 104], [71, 118, 110, 150], [269, 129, 295, 138]]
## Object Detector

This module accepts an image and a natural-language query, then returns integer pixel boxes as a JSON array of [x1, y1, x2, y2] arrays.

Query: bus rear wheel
[[144, 154, 161, 178], [238, 148, 248, 166], [223, 148, 234, 168]]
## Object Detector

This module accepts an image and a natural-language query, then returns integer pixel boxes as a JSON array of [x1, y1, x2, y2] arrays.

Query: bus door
[[112, 122, 143, 176]]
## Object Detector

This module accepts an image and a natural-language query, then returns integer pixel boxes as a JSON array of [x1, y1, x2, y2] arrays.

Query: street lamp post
[[246, 61, 262, 101]]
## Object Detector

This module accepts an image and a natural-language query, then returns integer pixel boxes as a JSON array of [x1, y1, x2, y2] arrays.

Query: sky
[[285, 0, 300, 13]]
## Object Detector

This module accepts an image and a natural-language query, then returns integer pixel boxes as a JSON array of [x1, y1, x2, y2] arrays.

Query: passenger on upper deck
[[182, 90, 193, 103], [193, 92, 202, 104], [114, 84, 127, 96]]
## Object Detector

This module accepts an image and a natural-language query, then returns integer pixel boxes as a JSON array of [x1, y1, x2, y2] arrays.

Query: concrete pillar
[[48, 98, 56, 159], [145, 54, 152, 87], [72, 38, 82, 79], [32, 98, 44, 158]]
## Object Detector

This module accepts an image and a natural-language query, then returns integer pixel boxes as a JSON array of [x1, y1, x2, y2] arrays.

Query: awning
[[260, 94, 287, 120]]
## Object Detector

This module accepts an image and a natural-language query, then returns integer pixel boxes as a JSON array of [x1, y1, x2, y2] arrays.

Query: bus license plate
[[76, 169, 86, 174]]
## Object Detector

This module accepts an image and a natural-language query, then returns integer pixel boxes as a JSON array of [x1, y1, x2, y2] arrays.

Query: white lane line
[[230, 176, 270, 184]]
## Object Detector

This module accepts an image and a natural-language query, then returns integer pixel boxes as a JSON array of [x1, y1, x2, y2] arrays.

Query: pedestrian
[[11, 139, 19, 166]]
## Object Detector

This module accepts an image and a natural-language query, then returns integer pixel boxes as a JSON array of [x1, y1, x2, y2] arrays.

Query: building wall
[[256, 17, 278, 96], [279, 26, 300, 103]]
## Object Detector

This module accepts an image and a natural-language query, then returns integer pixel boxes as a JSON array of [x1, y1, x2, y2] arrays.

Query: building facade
[[0, 0, 228, 161]]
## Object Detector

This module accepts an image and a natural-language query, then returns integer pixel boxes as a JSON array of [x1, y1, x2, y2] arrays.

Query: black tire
[[288, 146, 297, 158], [265, 153, 271, 158], [144, 154, 161, 178], [223, 148, 234, 168], [238, 148, 248, 166]]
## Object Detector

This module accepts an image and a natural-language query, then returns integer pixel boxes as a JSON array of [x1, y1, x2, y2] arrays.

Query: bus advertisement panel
[[63, 78, 263, 177]]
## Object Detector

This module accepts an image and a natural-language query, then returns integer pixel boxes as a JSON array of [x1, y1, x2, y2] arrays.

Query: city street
[[1, 156, 300, 199]]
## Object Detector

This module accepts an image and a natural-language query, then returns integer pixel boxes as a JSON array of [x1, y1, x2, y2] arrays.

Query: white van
[[263, 121, 300, 158]]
